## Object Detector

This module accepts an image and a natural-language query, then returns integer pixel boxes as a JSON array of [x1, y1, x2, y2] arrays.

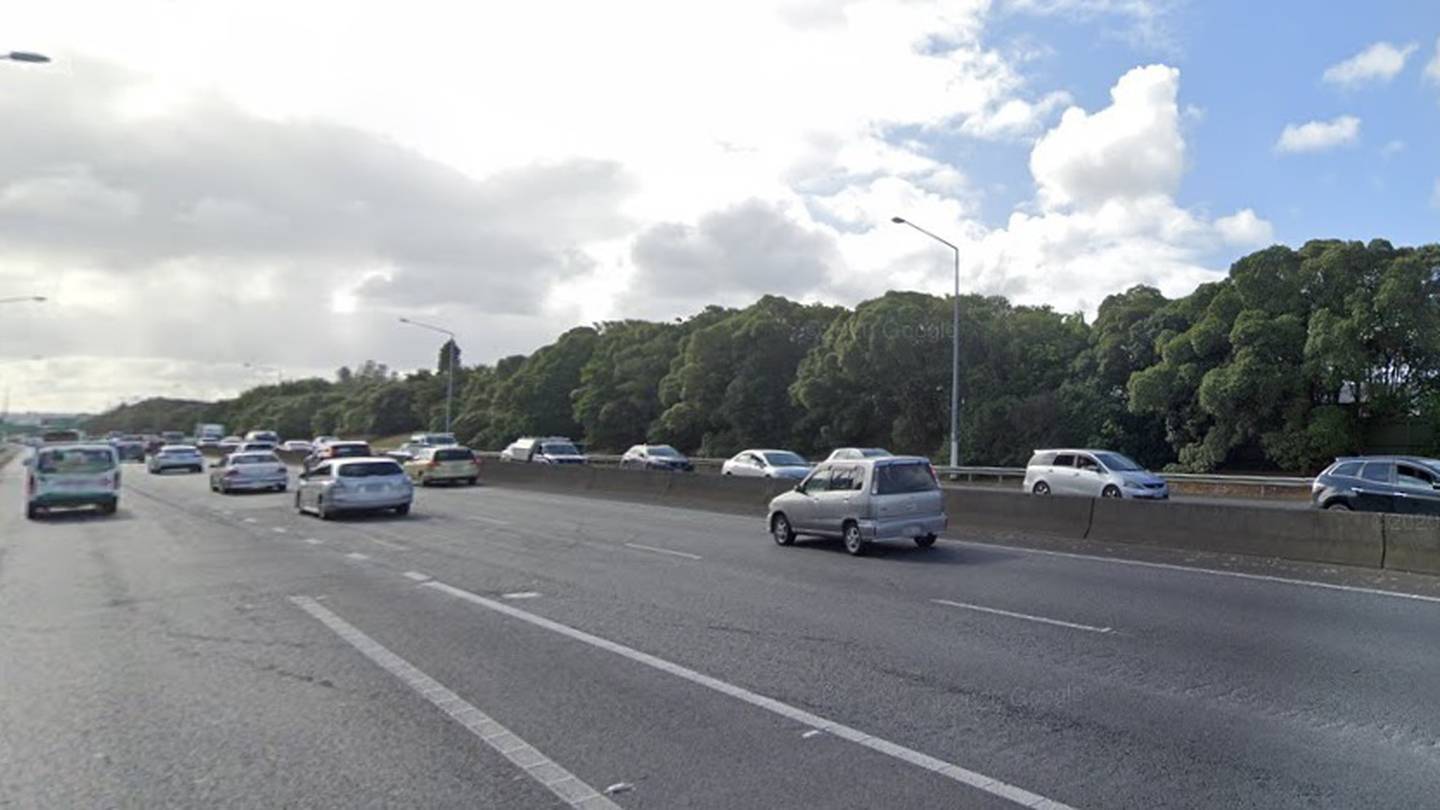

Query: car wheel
[[1101, 485, 1123, 499], [294, 491, 304, 513], [394, 503, 411, 516], [276, 484, 287, 493], [842, 521, 866, 556], [192, 466, 203, 474], [1032, 481, 1050, 496], [1325, 501, 1352, 512], [914, 534, 937, 548], [25, 503, 40, 520], [467, 477, 478, 486], [317, 497, 332, 521], [771, 513, 795, 546], [100, 500, 117, 515]]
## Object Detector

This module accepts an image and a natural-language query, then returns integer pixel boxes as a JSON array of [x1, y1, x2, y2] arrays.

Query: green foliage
[[82, 238, 1440, 471]]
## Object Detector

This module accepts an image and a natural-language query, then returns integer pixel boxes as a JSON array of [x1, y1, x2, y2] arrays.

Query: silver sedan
[[209, 452, 289, 494], [721, 449, 812, 479], [295, 457, 413, 519]]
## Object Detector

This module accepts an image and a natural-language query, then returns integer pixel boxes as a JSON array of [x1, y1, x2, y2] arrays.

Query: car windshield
[[1094, 452, 1144, 472], [37, 448, 114, 474], [338, 461, 404, 477], [648, 446, 681, 458], [232, 454, 277, 465], [861, 448, 891, 457], [426, 434, 457, 445], [763, 451, 807, 466], [332, 444, 371, 456], [542, 442, 580, 455]]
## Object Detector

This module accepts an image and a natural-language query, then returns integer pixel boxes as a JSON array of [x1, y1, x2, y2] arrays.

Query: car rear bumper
[[152, 461, 203, 471], [330, 493, 412, 511], [30, 492, 117, 507], [860, 514, 947, 540], [223, 475, 288, 490]]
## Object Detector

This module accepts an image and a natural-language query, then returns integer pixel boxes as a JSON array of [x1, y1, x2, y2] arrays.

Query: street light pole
[[398, 317, 457, 434], [0, 295, 46, 305], [891, 216, 961, 468]]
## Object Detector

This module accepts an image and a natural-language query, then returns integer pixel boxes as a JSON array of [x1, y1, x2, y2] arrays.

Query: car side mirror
[[793, 483, 805, 493]]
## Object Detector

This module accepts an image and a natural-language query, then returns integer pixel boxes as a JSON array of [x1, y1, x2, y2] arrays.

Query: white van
[[25, 443, 122, 519]]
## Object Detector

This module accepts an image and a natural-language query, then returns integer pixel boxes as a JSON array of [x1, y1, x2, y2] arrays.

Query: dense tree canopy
[[83, 239, 1440, 473]]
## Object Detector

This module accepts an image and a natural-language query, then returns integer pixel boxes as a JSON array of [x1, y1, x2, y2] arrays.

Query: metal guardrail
[[475, 451, 1313, 490]]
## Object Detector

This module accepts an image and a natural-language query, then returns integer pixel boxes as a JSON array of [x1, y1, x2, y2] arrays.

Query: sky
[[1, 0, 1437, 412]]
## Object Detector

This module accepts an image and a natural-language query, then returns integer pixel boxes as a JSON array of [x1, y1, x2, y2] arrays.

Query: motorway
[[4, 459, 1440, 808]]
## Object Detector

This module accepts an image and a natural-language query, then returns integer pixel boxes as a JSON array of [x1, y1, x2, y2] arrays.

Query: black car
[[1311, 456, 1440, 515]]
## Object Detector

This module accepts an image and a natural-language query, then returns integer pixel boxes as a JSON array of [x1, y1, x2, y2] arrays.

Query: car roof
[[159, 444, 199, 451], [39, 442, 115, 453], [329, 456, 403, 466], [820, 455, 929, 467], [330, 440, 370, 446]]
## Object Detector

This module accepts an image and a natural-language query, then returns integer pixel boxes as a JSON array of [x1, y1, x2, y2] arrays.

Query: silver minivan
[[296, 457, 413, 519], [1022, 449, 1168, 499], [767, 457, 947, 556]]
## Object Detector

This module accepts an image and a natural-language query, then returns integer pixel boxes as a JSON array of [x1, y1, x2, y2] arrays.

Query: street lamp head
[[5, 51, 51, 63], [397, 317, 412, 324], [891, 216, 906, 224], [32, 296, 46, 302]]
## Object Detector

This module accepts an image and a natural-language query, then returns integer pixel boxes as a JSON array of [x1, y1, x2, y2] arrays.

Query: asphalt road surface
[[4, 458, 1439, 809]]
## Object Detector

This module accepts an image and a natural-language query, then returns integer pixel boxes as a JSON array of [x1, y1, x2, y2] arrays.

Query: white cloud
[[960, 91, 1073, 139], [1322, 41, 1417, 88], [1427, 37, 1440, 85], [1029, 64, 1184, 208], [1381, 139, 1406, 158], [1213, 209, 1275, 246], [1274, 116, 1361, 154]]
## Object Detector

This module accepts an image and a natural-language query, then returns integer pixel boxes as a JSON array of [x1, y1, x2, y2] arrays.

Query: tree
[[438, 339, 461, 374]]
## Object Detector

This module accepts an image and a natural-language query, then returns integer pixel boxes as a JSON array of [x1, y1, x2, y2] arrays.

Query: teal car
[[25, 443, 121, 519]]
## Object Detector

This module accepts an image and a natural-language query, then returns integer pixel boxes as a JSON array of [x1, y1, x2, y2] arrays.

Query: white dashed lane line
[[931, 598, 1113, 635], [289, 596, 621, 809], [346, 552, 370, 561], [622, 543, 701, 561], [423, 580, 1076, 810], [403, 571, 433, 582]]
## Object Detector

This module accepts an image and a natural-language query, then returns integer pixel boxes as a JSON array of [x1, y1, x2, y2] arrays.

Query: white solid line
[[952, 539, 1440, 606], [288, 597, 620, 809], [931, 599, 1112, 635], [502, 591, 541, 600], [403, 571, 432, 582], [345, 552, 370, 561], [623, 542, 702, 561], [423, 580, 1075, 810]]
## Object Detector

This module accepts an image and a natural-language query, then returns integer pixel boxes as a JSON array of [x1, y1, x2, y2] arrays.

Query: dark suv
[[1311, 456, 1440, 515]]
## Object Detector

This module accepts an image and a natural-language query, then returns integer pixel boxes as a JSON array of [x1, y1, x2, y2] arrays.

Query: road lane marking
[[305, 538, 323, 545], [243, 517, 257, 523], [288, 597, 621, 809], [931, 599, 1112, 635], [502, 591, 541, 599], [272, 527, 287, 534], [623, 542, 702, 561], [424, 580, 1076, 810], [345, 552, 370, 561], [403, 571, 433, 582], [952, 539, 1440, 606], [467, 515, 514, 527]]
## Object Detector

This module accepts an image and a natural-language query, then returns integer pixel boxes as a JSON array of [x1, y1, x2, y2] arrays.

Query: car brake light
[[927, 464, 938, 484], [26, 475, 35, 495]]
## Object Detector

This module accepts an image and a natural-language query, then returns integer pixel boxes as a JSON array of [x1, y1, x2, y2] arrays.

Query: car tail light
[[927, 464, 939, 484], [26, 475, 35, 495], [428, 460, 439, 469], [471, 458, 482, 467]]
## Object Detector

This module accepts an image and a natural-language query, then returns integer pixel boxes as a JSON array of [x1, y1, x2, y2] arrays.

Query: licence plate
[[362, 484, 385, 493]]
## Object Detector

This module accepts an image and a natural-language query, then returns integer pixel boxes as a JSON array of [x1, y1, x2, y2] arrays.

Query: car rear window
[[339, 461, 404, 477], [233, 454, 279, 464], [37, 448, 116, 474], [875, 462, 938, 494], [1027, 451, 1057, 467], [332, 443, 372, 457], [435, 448, 474, 462]]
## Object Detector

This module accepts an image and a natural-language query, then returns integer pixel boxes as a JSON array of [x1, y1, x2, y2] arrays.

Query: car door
[[740, 452, 766, 477], [815, 465, 861, 531], [302, 463, 332, 508], [789, 466, 833, 531], [1072, 454, 1105, 497], [1048, 453, 1077, 495], [1394, 462, 1440, 515], [209, 455, 228, 487], [1353, 461, 1396, 512]]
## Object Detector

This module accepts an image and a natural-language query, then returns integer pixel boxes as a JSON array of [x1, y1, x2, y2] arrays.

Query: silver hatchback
[[767, 457, 947, 556], [210, 451, 289, 493], [295, 457, 413, 519]]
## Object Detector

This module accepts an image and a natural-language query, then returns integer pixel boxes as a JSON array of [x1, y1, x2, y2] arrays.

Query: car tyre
[[915, 534, 937, 548], [467, 477, 478, 486], [100, 500, 117, 515], [317, 497, 332, 521], [1101, 485, 1123, 499], [771, 513, 795, 546], [276, 484, 287, 493], [25, 503, 40, 520], [842, 521, 866, 556], [394, 503, 411, 516], [1032, 481, 1050, 495], [1325, 501, 1352, 512], [294, 491, 304, 513]]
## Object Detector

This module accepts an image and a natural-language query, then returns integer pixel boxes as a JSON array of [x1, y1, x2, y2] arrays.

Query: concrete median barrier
[[664, 472, 781, 515], [483, 461, 595, 493], [943, 488, 1093, 538], [1087, 498, 1385, 567], [588, 466, 673, 500], [1380, 515, 1440, 576]]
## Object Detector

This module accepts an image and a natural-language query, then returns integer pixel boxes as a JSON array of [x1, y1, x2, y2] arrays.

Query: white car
[[148, 444, 205, 474], [281, 440, 313, 454], [1022, 449, 1169, 500], [296, 457, 413, 519], [721, 449, 812, 480], [825, 447, 892, 461], [25, 443, 121, 518]]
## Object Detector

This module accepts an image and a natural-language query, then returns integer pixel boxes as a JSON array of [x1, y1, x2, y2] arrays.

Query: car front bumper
[[1124, 487, 1169, 499], [860, 514, 948, 541]]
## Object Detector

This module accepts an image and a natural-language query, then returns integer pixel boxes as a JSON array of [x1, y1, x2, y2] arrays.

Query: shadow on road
[[789, 536, 1016, 566], [26, 508, 135, 523]]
